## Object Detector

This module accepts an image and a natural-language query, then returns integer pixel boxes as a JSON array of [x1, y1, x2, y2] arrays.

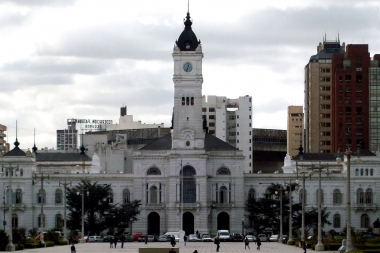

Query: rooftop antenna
[[338, 31, 340, 42], [32, 128, 37, 153], [14, 120, 20, 148]]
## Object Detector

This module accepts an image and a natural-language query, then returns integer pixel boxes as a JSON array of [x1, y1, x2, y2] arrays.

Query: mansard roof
[[139, 133, 237, 151], [35, 152, 92, 162], [3, 139, 26, 157]]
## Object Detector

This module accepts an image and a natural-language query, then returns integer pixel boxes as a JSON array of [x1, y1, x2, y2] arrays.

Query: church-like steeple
[[175, 12, 200, 51]]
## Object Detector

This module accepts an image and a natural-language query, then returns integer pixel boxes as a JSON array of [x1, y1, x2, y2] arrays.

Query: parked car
[[258, 234, 268, 242], [138, 235, 146, 242], [158, 235, 169, 242], [88, 236, 103, 242], [102, 235, 114, 242], [231, 233, 244, 242], [269, 234, 278, 242], [363, 234, 375, 240], [188, 234, 201, 242], [147, 235, 157, 242], [245, 235, 256, 242], [202, 234, 212, 242], [133, 232, 144, 241]]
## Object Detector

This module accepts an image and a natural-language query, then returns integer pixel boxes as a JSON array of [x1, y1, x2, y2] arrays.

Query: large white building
[[202, 95, 252, 173], [1, 11, 380, 242]]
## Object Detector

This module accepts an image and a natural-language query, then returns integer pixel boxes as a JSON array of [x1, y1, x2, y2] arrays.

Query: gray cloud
[[0, 11, 30, 27], [0, 0, 77, 7]]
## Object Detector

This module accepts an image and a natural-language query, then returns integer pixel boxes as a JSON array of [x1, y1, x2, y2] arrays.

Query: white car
[[269, 234, 278, 242], [188, 234, 201, 242], [257, 234, 268, 242], [202, 234, 212, 242], [88, 235, 102, 242], [245, 235, 256, 242]]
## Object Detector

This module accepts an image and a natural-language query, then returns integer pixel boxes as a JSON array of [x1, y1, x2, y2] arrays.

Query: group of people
[[109, 234, 126, 248], [243, 235, 261, 250]]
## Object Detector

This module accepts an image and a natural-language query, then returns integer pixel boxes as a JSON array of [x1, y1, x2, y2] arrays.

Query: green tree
[[0, 230, 9, 251]]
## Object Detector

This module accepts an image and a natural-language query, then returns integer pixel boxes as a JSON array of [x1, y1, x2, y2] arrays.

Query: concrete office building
[[56, 119, 78, 150], [202, 95, 252, 173], [287, 106, 303, 157], [0, 124, 8, 153]]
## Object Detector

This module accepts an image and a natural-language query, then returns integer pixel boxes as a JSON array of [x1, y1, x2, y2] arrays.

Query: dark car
[[232, 233, 244, 242], [138, 235, 146, 242], [102, 235, 114, 242]]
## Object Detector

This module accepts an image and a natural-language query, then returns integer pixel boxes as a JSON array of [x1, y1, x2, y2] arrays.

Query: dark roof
[[35, 153, 92, 162], [140, 133, 237, 151], [252, 150, 287, 161], [293, 148, 376, 161], [176, 12, 200, 51], [3, 139, 26, 157], [3, 147, 26, 157], [309, 42, 345, 63]]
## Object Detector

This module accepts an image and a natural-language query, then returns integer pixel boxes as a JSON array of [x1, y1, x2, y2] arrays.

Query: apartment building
[[56, 119, 78, 150], [202, 95, 252, 173], [287, 106, 303, 157], [0, 124, 8, 153]]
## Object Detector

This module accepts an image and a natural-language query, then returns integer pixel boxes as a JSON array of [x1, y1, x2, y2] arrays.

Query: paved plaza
[[20, 241, 339, 253]]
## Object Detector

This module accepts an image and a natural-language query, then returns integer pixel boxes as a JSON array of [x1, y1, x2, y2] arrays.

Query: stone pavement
[[21, 241, 340, 253]]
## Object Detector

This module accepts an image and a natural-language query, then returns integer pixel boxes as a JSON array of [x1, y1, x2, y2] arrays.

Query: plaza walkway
[[21, 241, 339, 253]]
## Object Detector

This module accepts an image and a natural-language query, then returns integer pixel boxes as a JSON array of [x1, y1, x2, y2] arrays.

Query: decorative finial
[[32, 128, 37, 153], [14, 120, 20, 148]]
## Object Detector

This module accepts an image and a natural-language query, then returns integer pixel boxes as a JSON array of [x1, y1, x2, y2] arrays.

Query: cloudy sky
[[1, 0, 380, 150]]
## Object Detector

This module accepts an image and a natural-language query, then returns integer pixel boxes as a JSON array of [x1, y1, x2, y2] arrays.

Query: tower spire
[[32, 128, 37, 153], [14, 120, 20, 148], [188, 0, 189, 13]]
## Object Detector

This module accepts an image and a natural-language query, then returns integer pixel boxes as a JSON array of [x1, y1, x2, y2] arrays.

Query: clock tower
[[172, 12, 204, 149]]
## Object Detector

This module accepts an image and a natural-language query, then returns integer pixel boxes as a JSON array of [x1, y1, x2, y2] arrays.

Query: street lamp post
[[33, 172, 50, 246], [129, 218, 133, 236], [275, 185, 287, 244], [337, 147, 355, 252], [77, 188, 89, 243], [1, 164, 18, 251], [285, 180, 299, 245], [59, 178, 71, 244]]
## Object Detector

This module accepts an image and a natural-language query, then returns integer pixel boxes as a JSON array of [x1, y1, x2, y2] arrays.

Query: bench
[[139, 248, 179, 253]]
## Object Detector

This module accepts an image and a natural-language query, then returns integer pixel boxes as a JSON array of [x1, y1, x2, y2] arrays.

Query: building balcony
[[354, 203, 377, 212], [145, 203, 164, 207], [176, 202, 199, 208]]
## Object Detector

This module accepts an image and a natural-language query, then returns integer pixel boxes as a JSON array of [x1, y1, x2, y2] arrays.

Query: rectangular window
[[346, 86, 352, 93], [320, 96, 331, 100], [346, 107, 351, 114], [319, 114, 330, 119], [320, 86, 331, 91], [356, 75, 362, 82], [320, 104, 331, 109], [320, 132, 331, 136], [209, 122, 215, 127], [202, 108, 206, 112], [345, 75, 351, 82], [209, 108, 215, 112], [209, 130, 215, 134], [209, 115, 215, 120]]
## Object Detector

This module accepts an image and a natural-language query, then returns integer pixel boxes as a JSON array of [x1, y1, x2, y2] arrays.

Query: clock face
[[183, 62, 193, 72]]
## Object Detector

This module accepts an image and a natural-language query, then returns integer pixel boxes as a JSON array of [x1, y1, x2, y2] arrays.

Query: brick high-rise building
[[304, 38, 345, 153]]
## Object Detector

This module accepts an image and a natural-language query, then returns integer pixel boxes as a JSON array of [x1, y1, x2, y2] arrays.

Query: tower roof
[[176, 12, 200, 51]]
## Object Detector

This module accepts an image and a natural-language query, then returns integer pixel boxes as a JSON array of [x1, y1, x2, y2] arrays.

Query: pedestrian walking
[[71, 243, 76, 253], [114, 235, 118, 248], [144, 234, 148, 244], [120, 234, 125, 248], [256, 237, 261, 250], [302, 241, 307, 253], [244, 236, 250, 249], [109, 237, 113, 248], [214, 237, 220, 252], [184, 235, 188, 246], [170, 235, 176, 247]]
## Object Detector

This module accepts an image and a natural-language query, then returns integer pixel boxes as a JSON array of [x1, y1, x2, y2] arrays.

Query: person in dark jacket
[[120, 234, 125, 248], [170, 235, 176, 247], [114, 235, 118, 248], [214, 237, 220, 252], [109, 237, 113, 248], [244, 236, 250, 249], [256, 237, 261, 250]]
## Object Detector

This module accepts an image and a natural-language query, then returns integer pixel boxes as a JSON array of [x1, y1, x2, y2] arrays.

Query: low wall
[[139, 248, 179, 253]]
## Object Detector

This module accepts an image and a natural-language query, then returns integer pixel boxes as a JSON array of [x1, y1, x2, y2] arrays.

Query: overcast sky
[[1, 0, 380, 150]]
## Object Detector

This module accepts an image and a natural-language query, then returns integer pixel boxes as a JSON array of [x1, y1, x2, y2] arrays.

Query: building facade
[[56, 119, 78, 151], [0, 124, 8, 153], [202, 95, 253, 173], [287, 106, 303, 157]]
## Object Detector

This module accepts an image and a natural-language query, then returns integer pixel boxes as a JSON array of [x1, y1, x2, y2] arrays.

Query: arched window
[[191, 97, 194, 106], [186, 97, 189, 105], [147, 168, 161, 175], [316, 189, 324, 205], [356, 188, 364, 204], [180, 166, 196, 203], [357, 188, 364, 204], [123, 189, 130, 203], [355, 169, 359, 176], [55, 188, 62, 204], [360, 169, 363, 176], [12, 214, 18, 228], [220, 186, 228, 204], [38, 189, 46, 204], [333, 189, 341, 205], [56, 214, 63, 229], [299, 189, 307, 205], [217, 168, 231, 175], [248, 189, 255, 199], [370, 169, 373, 176], [38, 214, 46, 228], [19, 168, 23, 177], [15, 189, 22, 204], [365, 189, 373, 204], [107, 189, 114, 203], [361, 214, 370, 228], [182, 97, 185, 106], [365, 169, 368, 176], [333, 214, 340, 228], [150, 186, 158, 204]]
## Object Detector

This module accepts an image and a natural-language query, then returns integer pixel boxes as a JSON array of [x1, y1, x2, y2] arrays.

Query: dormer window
[[186, 42, 191, 49]]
